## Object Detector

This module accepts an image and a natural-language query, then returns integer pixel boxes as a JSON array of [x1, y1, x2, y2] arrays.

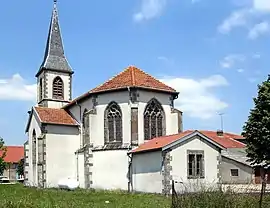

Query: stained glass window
[[144, 98, 165, 140], [104, 102, 122, 143]]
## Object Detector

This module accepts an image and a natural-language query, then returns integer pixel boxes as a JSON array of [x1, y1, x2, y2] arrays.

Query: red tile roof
[[132, 130, 246, 154], [90, 66, 177, 93], [35, 107, 78, 126], [0, 146, 24, 163], [63, 66, 178, 109]]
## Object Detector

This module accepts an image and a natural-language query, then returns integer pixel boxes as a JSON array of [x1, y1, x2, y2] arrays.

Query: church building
[[24, 1, 183, 190]]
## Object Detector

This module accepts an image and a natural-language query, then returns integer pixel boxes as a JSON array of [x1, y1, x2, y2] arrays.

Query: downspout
[[127, 152, 133, 192], [127, 87, 132, 146], [127, 87, 133, 191], [75, 151, 79, 181], [74, 101, 82, 182]]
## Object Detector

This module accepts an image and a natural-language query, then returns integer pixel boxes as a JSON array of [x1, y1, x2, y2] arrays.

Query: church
[[24, 1, 251, 194], [24, 1, 183, 190]]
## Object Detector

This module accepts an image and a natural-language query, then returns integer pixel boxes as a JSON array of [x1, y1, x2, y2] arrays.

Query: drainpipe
[[75, 151, 79, 181], [76, 101, 83, 148], [74, 101, 83, 182], [127, 152, 133, 192], [127, 87, 132, 147]]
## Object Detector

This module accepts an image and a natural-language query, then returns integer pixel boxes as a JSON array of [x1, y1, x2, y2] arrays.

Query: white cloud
[[218, 0, 270, 35], [252, 53, 261, 58], [0, 74, 36, 101], [248, 21, 270, 39], [237, 68, 245, 73], [253, 0, 270, 12], [161, 75, 229, 120], [191, 0, 201, 3], [220, 54, 246, 69], [133, 0, 166, 22], [218, 9, 252, 34]]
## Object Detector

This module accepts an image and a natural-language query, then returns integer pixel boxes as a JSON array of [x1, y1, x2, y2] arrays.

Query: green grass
[[0, 184, 170, 208], [2, 184, 270, 208]]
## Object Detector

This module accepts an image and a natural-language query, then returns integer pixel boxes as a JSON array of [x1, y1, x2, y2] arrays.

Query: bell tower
[[36, 0, 73, 108]]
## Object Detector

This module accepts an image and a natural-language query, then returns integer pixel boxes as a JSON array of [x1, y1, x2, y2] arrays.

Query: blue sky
[[0, 0, 269, 145]]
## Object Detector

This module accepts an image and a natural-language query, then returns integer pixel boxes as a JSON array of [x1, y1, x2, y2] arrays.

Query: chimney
[[217, 129, 224, 137]]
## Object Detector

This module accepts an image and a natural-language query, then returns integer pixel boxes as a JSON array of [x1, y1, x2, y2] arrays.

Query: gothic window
[[39, 79, 43, 101], [144, 98, 165, 140], [104, 102, 122, 143], [52, 76, 64, 99], [32, 130, 36, 164]]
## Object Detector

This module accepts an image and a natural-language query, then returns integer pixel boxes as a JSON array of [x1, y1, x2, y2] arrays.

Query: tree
[[242, 74, 270, 207], [0, 137, 7, 176], [17, 158, 24, 177], [242, 75, 270, 165]]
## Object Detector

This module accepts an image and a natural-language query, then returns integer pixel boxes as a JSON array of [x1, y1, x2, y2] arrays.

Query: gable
[[163, 131, 225, 152]]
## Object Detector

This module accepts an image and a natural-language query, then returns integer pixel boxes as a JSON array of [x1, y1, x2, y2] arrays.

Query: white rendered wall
[[132, 151, 163, 193], [45, 125, 80, 188], [170, 136, 220, 193], [91, 150, 129, 190], [26, 111, 42, 186], [67, 89, 179, 147], [78, 152, 85, 188]]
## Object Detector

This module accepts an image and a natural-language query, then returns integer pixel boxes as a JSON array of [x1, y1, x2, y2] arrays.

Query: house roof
[[0, 146, 24, 163], [63, 66, 178, 109], [34, 107, 78, 126], [131, 130, 246, 154], [221, 149, 252, 167]]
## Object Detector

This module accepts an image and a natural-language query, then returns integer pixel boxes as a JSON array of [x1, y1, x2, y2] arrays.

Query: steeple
[[36, 0, 73, 77], [36, 0, 73, 108]]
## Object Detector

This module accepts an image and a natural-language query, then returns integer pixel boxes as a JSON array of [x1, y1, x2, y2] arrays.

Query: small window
[[187, 150, 204, 179], [231, 169, 239, 177]]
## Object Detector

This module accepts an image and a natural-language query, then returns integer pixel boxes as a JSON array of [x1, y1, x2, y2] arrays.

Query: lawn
[[2, 184, 270, 208], [0, 184, 171, 208]]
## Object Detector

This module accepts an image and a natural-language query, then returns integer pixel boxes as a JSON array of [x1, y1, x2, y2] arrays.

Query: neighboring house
[[129, 130, 246, 194], [0, 146, 24, 181], [24, 1, 182, 189], [220, 148, 270, 185]]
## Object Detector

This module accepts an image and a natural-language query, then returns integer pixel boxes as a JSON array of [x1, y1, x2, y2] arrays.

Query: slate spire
[[36, 0, 73, 77]]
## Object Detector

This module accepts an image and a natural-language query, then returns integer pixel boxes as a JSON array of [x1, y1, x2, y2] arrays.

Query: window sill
[[187, 176, 205, 179]]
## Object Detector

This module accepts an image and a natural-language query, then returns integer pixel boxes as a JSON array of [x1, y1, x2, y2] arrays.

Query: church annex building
[[24, 1, 251, 195]]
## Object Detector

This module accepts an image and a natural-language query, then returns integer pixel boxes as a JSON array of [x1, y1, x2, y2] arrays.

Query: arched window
[[39, 79, 43, 101], [104, 102, 122, 143], [144, 98, 165, 140], [52, 76, 64, 99], [32, 130, 36, 164]]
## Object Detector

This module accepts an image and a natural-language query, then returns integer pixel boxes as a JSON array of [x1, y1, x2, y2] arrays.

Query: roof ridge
[[130, 66, 136, 85], [133, 66, 176, 92], [90, 67, 130, 92], [35, 106, 64, 110]]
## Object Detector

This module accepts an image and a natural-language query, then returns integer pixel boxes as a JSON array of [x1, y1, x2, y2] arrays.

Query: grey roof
[[36, 1, 73, 77], [221, 148, 252, 167]]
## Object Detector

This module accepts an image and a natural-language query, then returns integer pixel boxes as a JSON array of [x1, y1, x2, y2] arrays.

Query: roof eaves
[[130, 147, 162, 155], [162, 130, 226, 152], [222, 155, 252, 167], [42, 122, 79, 127]]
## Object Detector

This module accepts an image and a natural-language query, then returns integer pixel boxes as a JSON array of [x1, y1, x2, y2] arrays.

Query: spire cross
[[54, 0, 57, 3]]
